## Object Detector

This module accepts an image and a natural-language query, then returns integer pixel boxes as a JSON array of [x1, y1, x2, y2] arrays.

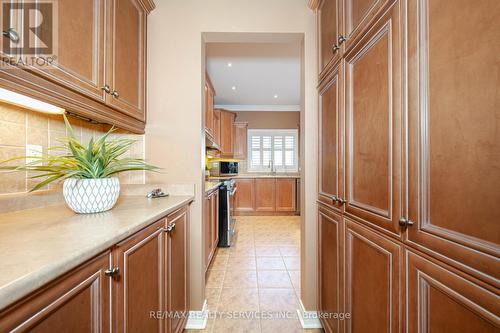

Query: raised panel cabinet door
[[0, 252, 111, 332], [318, 205, 343, 333], [343, 0, 394, 50], [406, 251, 500, 332], [166, 208, 189, 333], [318, 0, 341, 75], [204, 193, 212, 270], [107, 0, 146, 121], [318, 62, 344, 212], [205, 81, 215, 139], [213, 109, 221, 146], [22, 0, 107, 102], [344, 1, 403, 238], [234, 179, 255, 213], [406, 0, 500, 287], [219, 110, 235, 157], [255, 178, 276, 212], [233, 122, 248, 159], [113, 220, 165, 333], [344, 217, 402, 333], [276, 178, 297, 212], [211, 191, 219, 252]]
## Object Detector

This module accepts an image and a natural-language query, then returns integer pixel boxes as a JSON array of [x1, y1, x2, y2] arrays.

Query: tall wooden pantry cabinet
[[313, 0, 500, 331]]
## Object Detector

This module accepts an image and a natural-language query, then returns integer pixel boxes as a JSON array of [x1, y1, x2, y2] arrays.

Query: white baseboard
[[296, 300, 323, 329], [185, 299, 209, 330]]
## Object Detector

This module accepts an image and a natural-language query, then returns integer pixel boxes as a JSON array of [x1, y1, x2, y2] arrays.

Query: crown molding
[[307, 0, 321, 10], [214, 104, 301, 112]]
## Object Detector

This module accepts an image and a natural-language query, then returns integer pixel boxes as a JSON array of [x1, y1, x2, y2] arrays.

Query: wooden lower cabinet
[[0, 252, 111, 332], [204, 189, 219, 271], [113, 219, 165, 333], [344, 218, 402, 332], [275, 178, 297, 212], [255, 179, 276, 212], [318, 204, 343, 333], [234, 178, 298, 215], [0, 204, 191, 333], [234, 179, 255, 213], [166, 207, 189, 333], [406, 251, 500, 332]]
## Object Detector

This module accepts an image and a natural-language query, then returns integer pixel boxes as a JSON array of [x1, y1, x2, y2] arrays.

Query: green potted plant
[[0, 115, 159, 213]]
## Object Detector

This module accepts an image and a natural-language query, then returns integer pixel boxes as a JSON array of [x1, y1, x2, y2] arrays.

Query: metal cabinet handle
[[166, 222, 176, 233], [2, 28, 19, 43], [104, 267, 120, 277], [101, 84, 111, 94], [336, 197, 346, 205], [111, 90, 119, 98], [399, 217, 414, 227], [332, 43, 340, 52], [338, 35, 347, 45]]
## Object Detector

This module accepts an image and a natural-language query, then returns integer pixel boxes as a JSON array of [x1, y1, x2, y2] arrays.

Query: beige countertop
[[205, 181, 221, 193], [209, 174, 300, 180], [0, 194, 193, 311]]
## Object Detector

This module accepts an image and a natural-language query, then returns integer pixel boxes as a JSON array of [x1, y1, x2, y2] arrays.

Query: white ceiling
[[206, 42, 301, 112]]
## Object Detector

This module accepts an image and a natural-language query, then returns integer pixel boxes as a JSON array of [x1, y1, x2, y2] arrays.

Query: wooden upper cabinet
[[106, 0, 146, 121], [344, 1, 402, 238], [318, 62, 343, 211], [319, 0, 342, 75], [233, 122, 248, 159], [219, 110, 236, 157], [344, 218, 402, 333], [406, 251, 500, 332], [166, 208, 189, 333], [343, 0, 393, 50], [255, 178, 276, 212], [317, 205, 342, 333], [213, 109, 221, 146], [28, 0, 106, 103], [234, 178, 255, 213], [0, 252, 111, 332], [275, 178, 296, 212], [406, 0, 500, 287], [113, 220, 165, 333], [205, 75, 216, 139]]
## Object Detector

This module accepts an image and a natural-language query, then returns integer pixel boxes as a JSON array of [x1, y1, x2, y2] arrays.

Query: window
[[247, 129, 299, 172]]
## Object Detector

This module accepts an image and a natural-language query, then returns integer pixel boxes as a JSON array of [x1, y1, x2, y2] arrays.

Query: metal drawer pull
[[336, 197, 346, 204], [338, 35, 347, 45], [104, 267, 120, 277], [399, 217, 414, 227], [332, 43, 340, 52], [111, 90, 119, 98], [166, 222, 176, 233], [3, 28, 19, 43], [101, 84, 111, 93]]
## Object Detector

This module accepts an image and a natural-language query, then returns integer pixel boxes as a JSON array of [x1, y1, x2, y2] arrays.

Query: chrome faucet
[[268, 160, 276, 175]]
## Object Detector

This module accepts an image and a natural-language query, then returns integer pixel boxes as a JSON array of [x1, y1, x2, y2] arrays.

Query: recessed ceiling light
[[232, 86, 236, 91], [227, 62, 232, 67], [274, 94, 278, 99]]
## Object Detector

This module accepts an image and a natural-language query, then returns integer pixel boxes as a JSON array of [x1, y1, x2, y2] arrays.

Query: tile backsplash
[[0, 102, 145, 195]]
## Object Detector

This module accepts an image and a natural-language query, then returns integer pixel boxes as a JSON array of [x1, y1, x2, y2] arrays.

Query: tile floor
[[186, 216, 323, 333]]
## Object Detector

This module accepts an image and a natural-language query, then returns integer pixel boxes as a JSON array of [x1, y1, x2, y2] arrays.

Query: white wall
[[146, 0, 318, 310]]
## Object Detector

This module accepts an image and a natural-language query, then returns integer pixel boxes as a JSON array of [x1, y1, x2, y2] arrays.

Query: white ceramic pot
[[63, 177, 120, 214]]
